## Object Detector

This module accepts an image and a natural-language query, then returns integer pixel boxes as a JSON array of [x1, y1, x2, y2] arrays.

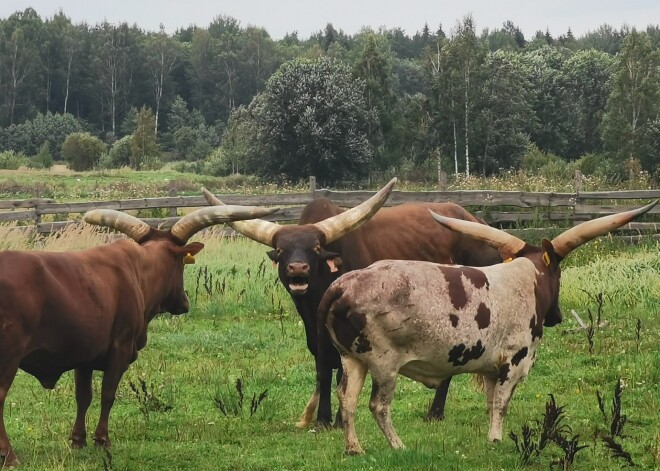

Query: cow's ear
[[326, 256, 342, 273], [183, 242, 205, 256], [541, 239, 562, 267], [267, 249, 278, 264], [319, 249, 342, 272], [175, 242, 204, 264]]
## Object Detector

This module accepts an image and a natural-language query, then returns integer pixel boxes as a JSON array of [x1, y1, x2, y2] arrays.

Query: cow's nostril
[[301, 263, 309, 271]]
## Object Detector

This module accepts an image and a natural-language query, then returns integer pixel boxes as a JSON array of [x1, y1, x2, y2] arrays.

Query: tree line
[[0, 7, 659, 184]]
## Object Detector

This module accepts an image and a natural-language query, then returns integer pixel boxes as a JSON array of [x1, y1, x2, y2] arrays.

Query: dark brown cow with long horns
[[319, 201, 657, 454], [203, 178, 503, 428], [0, 202, 278, 466]]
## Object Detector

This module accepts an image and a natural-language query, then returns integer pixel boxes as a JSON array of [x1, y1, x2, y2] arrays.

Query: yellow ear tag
[[184, 253, 196, 264], [503, 257, 514, 263], [542, 251, 551, 267]]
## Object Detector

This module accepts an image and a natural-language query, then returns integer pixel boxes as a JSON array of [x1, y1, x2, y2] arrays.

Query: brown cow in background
[[203, 178, 503, 428], [0, 202, 277, 466]]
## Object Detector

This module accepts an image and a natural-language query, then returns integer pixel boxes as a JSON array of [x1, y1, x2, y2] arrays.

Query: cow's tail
[[317, 282, 344, 354]]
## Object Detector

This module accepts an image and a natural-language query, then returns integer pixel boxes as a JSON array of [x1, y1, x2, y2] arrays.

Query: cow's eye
[[277, 248, 283, 255], [314, 245, 321, 254]]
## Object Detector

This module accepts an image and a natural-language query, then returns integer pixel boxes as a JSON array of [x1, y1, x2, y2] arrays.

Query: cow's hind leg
[[369, 372, 404, 449], [296, 386, 320, 429], [70, 368, 93, 448], [0, 361, 20, 467], [425, 377, 451, 421], [333, 363, 343, 428], [337, 355, 367, 455]]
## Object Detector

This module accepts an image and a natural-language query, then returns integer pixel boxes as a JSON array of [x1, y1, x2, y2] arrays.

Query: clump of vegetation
[[62, 132, 107, 171], [0, 150, 29, 169], [510, 394, 589, 469], [128, 377, 174, 422], [213, 378, 268, 418]]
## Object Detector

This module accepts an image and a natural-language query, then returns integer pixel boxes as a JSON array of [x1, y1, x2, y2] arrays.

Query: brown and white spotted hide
[[323, 259, 544, 454]]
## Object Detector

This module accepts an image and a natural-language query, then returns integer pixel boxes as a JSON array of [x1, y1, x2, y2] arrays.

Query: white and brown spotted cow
[[318, 201, 657, 454]]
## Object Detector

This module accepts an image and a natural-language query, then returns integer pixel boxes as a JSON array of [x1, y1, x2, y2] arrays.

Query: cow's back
[[327, 202, 502, 271], [325, 259, 539, 379]]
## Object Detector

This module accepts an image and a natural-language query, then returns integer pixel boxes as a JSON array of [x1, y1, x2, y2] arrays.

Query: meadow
[[0, 221, 658, 470]]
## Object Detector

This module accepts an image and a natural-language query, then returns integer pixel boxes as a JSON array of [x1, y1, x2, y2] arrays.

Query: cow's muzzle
[[286, 262, 310, 295]]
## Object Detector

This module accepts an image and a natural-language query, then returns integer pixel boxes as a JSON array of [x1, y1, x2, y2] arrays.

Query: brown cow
[[203, 179, 502, 428], [0, 202, 277, 466], [319, 201, 657, 454]]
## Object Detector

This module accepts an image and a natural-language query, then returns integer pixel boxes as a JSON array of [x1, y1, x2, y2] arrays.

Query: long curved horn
[[314, 177, 398, 244], [202, 187, 281, 247], [171, 205, 280, 243], [429, 210, 526, 255], [84, 209, 152, 242], [551, 200, 658, 258]]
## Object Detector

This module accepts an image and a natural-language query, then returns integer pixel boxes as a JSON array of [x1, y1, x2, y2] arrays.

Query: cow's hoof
[[93, 436, 111, 448], [70, 437, 87, 449], [332, 420, 343, 429], [424, 412, 445, 422], [1, 451, 19, 468], [315, 419, 333, 430], [344, 447, 365, 456]]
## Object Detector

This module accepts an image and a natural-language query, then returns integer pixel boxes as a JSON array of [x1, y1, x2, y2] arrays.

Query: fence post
[[309, 176, 316, 199], [574, 170, 583, 194], [34, 189, 42, 229], [168, 182, 177, 217]]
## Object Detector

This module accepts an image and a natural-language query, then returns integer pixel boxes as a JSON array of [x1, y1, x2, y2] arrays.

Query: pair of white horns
[[84, 196, 280, 243], [430, 200, 659, 259], [201, 177, 398, 247]]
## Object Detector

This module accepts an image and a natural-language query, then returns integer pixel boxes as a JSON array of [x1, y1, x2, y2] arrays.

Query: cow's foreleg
[[0, 362, 19, 467], [488, 357, 531, 442], [369, 373, 404, 450], [338, 355, 367, 455], [425, 377, 452, 421], [70, 368, 93, 448], [93, 349, 131, 448]]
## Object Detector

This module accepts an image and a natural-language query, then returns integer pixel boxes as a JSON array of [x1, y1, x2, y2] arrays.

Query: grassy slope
[[2, 226, 659, 470]]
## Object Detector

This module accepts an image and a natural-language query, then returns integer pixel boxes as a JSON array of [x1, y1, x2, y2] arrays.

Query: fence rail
[[0, 179, 658, 235]]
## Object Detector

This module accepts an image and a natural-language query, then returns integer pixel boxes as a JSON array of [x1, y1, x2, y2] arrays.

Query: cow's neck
[[135, 243, 175, 322]]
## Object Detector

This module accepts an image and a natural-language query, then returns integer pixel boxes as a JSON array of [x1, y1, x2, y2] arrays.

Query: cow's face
[[161, 242, 205, 315], [540, 239, 563, 327], [267, 227, 342, 297]]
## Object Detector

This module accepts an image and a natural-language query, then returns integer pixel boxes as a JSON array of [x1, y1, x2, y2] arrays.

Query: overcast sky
[[2, 0, 659, 40]]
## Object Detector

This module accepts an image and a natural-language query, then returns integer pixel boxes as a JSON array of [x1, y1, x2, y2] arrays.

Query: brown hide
[[0, 236, 200, 465], [319, 201, 503, 270]]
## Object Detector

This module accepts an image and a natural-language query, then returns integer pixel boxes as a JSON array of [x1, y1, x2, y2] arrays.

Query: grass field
[[1, 223, 659, 470]]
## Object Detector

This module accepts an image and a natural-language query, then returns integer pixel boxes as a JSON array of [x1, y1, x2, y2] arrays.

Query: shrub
[[62, 132, 106, 171], [28, 141, 54, 170], [107, 135, 133, 168], [0, 150, 29, 170]]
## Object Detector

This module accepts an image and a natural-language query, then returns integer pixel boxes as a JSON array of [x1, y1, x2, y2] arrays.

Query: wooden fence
[[1, 176, 659, 236]]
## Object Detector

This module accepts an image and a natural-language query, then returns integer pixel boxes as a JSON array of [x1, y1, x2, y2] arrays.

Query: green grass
[[3, 232, 660, 470]]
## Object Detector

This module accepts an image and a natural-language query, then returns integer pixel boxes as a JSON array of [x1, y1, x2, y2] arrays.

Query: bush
[[107, 135, 133, 168], [1, 113, 86, 159], [0, 150, 29, 170], [62, 132, 106, 171], [28, 141, 54, 170]]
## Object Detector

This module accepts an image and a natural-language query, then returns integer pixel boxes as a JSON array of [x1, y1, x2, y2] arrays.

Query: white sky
[[2, 0, 659, 40]]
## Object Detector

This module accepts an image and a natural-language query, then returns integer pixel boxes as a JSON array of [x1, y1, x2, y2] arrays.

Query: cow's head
[[265, 225, 342, 296], [202, 178, 397, 297], [84, 202, 279, 315], [430, 200, 658, 327]]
